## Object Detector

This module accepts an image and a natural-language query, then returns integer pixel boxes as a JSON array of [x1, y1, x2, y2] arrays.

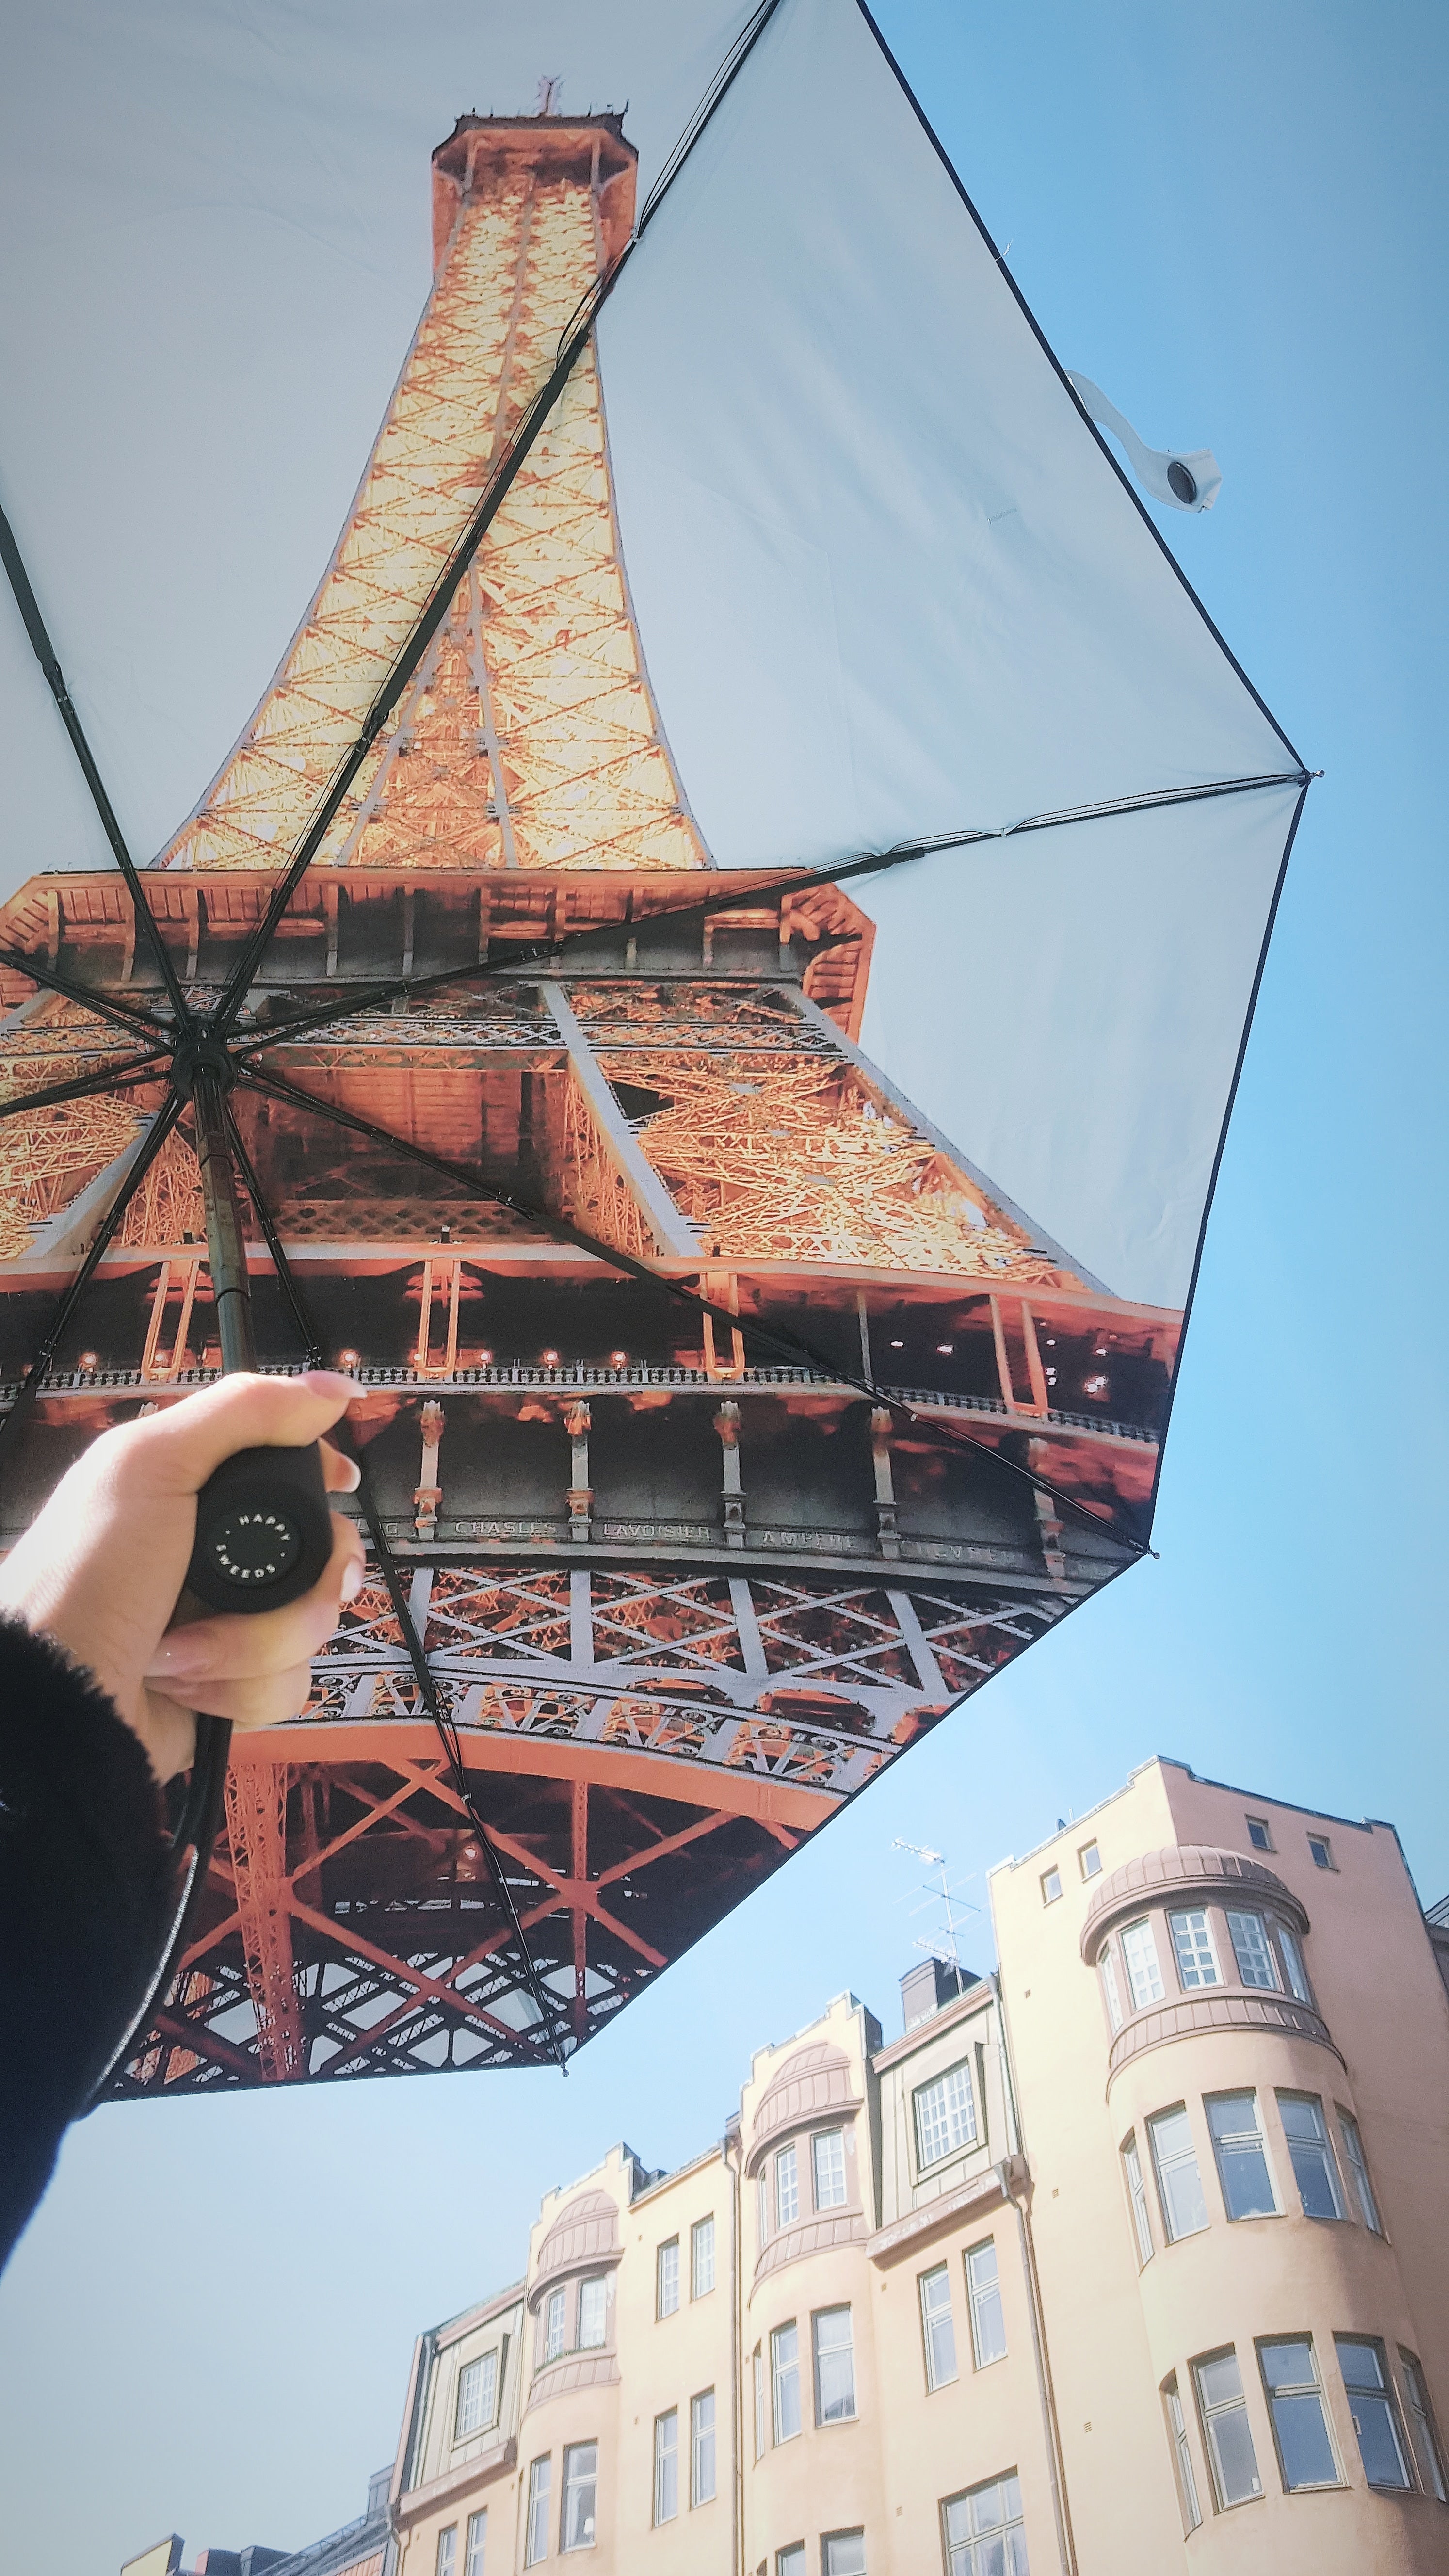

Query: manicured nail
[[339, 1558, 366, 1603], [153, 1633, 212, 1678]]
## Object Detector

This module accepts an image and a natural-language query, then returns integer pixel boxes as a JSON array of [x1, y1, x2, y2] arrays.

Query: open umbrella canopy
[[0, 0, 1307, 2092]]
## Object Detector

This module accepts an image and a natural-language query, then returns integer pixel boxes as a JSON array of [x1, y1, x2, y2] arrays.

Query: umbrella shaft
[[190, 1065, 256, 1373]]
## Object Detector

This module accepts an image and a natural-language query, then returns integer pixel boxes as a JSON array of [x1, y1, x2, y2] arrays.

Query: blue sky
[[0, 4, 1445, 2569]]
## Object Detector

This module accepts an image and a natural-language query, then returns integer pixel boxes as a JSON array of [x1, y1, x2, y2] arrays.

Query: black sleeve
[[0, 1615, 179, 2270]]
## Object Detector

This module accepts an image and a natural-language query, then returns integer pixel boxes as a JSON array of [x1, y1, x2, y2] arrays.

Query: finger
[[145, 1512, 365, 1686], [321, 1437, 361, 1495], [110, 1370, 364, 1496], [174, 1660, 320, 1730]]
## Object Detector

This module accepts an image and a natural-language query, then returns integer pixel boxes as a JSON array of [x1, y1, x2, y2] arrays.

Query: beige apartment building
[[376, 1757, 1449, 2576]]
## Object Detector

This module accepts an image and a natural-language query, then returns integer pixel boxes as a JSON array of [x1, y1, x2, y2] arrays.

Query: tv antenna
[[893, 1837, 978, 1971]]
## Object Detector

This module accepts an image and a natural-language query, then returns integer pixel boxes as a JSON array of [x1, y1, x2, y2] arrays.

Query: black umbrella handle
[[186, 1440, 333, 1614]]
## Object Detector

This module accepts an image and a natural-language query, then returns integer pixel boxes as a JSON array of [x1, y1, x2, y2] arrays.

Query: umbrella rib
[[0, 1091, 184, 1457], [224, 766, 1311, 1061], [0, 943, 170, 1042], [0, 498, 190, 1021], [236, 1062, 1146, 1554], [218, 1095, 565, 2068], [0, 1054, 169, 1121]]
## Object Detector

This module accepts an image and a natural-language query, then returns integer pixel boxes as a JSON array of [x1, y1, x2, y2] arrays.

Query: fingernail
[[339, 1558, 366, 1603], [304, 1368, 362, 1399], [336, 1454, 362, 1492], [154, 1634, 211, 1678]]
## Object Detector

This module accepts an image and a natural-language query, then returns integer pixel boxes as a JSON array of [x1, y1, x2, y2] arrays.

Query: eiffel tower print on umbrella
[[0, 0, 1311, 2093]]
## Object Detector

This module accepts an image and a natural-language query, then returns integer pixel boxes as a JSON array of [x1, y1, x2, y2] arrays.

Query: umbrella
[[0, 0, 1311, 2091]]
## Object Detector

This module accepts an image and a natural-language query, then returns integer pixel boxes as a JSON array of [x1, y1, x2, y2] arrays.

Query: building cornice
[[870, 1983, 993, 2074], [394, 2439, 516, 2528], [865, 2159, 1019, 2266]]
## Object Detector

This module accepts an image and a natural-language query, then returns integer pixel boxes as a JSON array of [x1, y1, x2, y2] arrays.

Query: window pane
[[1259, 2340, 1337, 2488], [813, 2129, 847, 2210], [1207, 2093, 1276, 2220], [1169, 1908, 1219, 1990], [1337, 2340, 1411, 2488], [1121, 1918, 1165, 2007], [1164, 2380, 1201, 2533], [823, 2537, 866, 2576], [436, 2528, 456, 2576], [1246, 1816, 1272, 1851], [814, 2305, 856, 2422], [456, 2356, 492, 2438], [1079, 1840, 1101, 1878], [657, 2238, 680, 2316], [966, 2240, 1006, 2365], [545, 2288, 566, 2360], [1226, 1909, 1279, 1990], [578, 2275, 606, 2350], [920, 2265, 958, 2389], [776, 2143, 799, 2227], [1123, 2136, 1154, 2265], [1338, 2113, 1382, 2232], [943, 2474, 1029, 2575], [777, 2553, 806, 2576], [525, 2461, 551, 2567], [691, 2389, 716, 2505], [1277, 2095, 1344, 2218], [1041, 1867, 1062, 1904], [1193, 2350, 1262, 2506], [914, 2061, 977, 2167], [692, 2214, 716, 2297], [1401, 2352, 1448, 2503], [1098, 1943, 1123, 2032], [562, 2442, 597, 2552], [1149, 2107, 1209, 2240], [753, 2349, 766, 2459], [1277, 1925, 1312, 2005], [465, 2509, 487, 2576], [654, 2410, 678, 2524], [772, 2322, 801, 2441], [1308, 1834, 1332, 1869]]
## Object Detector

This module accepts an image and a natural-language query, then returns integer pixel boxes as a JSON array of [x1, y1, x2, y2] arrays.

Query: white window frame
[[965, 2238, 1006, 2367], [1192, 2347, 1263, 2508], [912, 2059, 977, 2170], [1256, 2336, 1340, 2491], [544, 2288, 566, 2362], [1336, 2337, 1412, 2490], [690, 2388, 716, 2506], [577, 2273, 606, 2351], [942, 2473, 1027, 2575], [1149, 2103, 1209, 2242], [1245, 1814, 1274, 1852], [821, 2535, 866, 2576], [771, 2320, 802, 2443], [1079, 1839, 1102, 1879], [691, 2213, 716, 2299], [1168, 1906, 1221, 1990], [1307, 1832, 1335, 1870], [1337, 2109, 1382, 2232], [464, 2507, 487, 2576], [1277, 1922, 1313, 2004], [561, 2442, 596, 2554], [1122, 2133, 1154, 2266], [1206, 2090, 1279, 2222], [436, 2526, 457, 2576], [653, 2409, 679, 2525], [657, 2236, 680, 2318], [525, 2459, 551, 2568], [455, 2348, 499, 2439], [1163, 2376, 1201, 2534], [1277, 2092, 1346, 2219], [1400, 2350, 1448, 2503], [812, 2128, 847, 2211], [919, 2263, 957, 2391], [775, 2141, 800, 2228], [812, 2304, 856, 2424], [1041, 1865, 1062, 1904], [1099, 1939, 1124, 2032], [1121, 1916, 1165, 2008], [753, 2346, 766, 2460], [1225, 1908, 1280, 1991]]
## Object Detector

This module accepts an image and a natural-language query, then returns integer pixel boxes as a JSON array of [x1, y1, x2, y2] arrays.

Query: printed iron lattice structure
[[0, 116, 1177, 2090]]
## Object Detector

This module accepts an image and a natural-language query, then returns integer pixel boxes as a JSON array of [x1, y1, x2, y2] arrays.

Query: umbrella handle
[[187, 1440, 333, 1614]]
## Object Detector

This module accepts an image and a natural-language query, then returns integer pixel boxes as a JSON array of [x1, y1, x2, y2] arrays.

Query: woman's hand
[[0, 1371, 368, 1783]]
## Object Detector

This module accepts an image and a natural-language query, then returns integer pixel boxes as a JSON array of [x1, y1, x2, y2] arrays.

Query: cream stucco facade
[[378, 1758, 1449, 2576]]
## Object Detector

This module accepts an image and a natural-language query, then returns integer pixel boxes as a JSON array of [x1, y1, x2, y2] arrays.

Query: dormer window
[[913, 2060, 977, 2169]]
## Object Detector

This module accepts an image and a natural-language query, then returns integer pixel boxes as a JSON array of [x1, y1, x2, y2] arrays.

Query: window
[[1277, 1924, 1312, 2005], [1121, 1918, 1165, 2008], [544, 2288, 566, 2361], [1122, 2134, 1154, 2265], [777, 2553, 805, 2576], [561, 2443, 596, 2552], [436, 2529, 457, 2576], [1079, 1840, 1101, 1879], [1338, 2111, 1382, 2232], [1277, 2093, 1345, 2219], [942, 2472, 1028, 2575], [455, 2350, 498, 2438], [691, 2389, 716, 2506], [1246, 1815, 1273, 1852], [657, 2237, 680, 2318], [775, 2143, 800, 2228], [913, 2060, 977, 2168], [919, 2265, 958, 2389], [1258, 2338, 1339, 2489], [691, 2214, 716, 2298], [576, 2274, 606, 2350], [1225, 1908, 1279, 1990], [1400, 2351, 1448, 2502], [1207, 2093, 1277, 2221], [465, 2509, 487, 2576], [1192, 2349, 1262, 2506], [813, 2129, 847, 2210], [1098, 1941, 1123, 2032], [525, 2459, 551, 2567], [772, 2320, 801, 2442], [1148, 2105, 1208, 2241], [966, 2239, 1006, 2366], [1169, 1908, 1220, 1990], [1308, 1833, 1334, 1869], [1163, 2377, 1201, 2533], [653, 2410, 678, 2524], [814, 2305, 856, 2422], [1336, 2339, 1412, 2488], [753, 2346, 766, 2459], [757, 2172, 769, 2247], [822, 2537, 866, 2576], [1041, 1866, 1062, 1904]]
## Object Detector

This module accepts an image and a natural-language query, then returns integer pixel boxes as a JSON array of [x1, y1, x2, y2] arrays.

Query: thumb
[[119, 1370, 362, 1495]]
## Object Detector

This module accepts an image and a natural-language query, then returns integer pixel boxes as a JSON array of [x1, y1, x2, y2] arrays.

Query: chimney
[[899, 1955, 979, 2032]]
